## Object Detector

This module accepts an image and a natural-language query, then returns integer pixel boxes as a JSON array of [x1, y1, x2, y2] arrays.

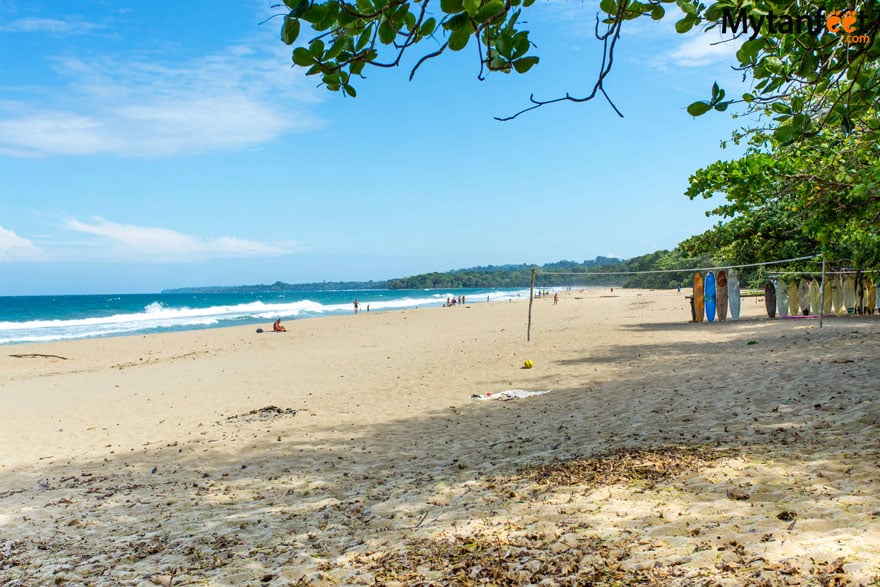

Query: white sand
[[1, 289, 878, 585]]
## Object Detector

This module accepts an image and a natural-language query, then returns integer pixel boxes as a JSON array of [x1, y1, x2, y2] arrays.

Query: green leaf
[[379, 20, 396, 43], [355, 0, 372, 12], [420, 17, 437, 36], [440, 0, 463, 13], [651, 5, 664, 20], [309, 39, 325, 57], [343, 83, 357, 97], [281, 17, 300, 45], [522, 0, 535, 6], [356, 26, 372, 51], [302, 3, 327, 24], [463, 0, 480, 16], [448, 25, 472, 50], [512, 56, 538, 73], [476, 0, 505, 23], [288, 0, 310, 18], [326, 36, 348, 59], [444, 12, 470, 30], [599, 0, 616, 15], [773, 124, 796, 144], [771, 102, 791, 115], [687, 101, 712, 116], [293, 47, 315, 66], [675, 16, 695, 33], [350, 60, 366, 75], [510, 31, 529, 59]]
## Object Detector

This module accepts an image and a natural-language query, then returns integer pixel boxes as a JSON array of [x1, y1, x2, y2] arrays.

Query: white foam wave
[[0, 289, 531, 345]]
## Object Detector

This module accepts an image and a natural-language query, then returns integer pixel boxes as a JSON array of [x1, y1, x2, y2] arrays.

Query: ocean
[[0, 288, 530, 346]]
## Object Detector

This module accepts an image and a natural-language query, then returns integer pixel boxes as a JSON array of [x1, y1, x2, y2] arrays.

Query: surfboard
[[843, 276, 856, 314], [832, 276, 843, 315], [764, 279, 776, 318], [693, 272, 704, 323], [705, 271, 717, 323], [809, 278, 820, 315], [788, 279, 798, 316], [798, 277, 811, 315], [867, 277, 877, 315], [728, 271, 741, 320], [716, 270, 728, 321], [856, 276, 867, 314], [822, 278, 832, 315], [778, 279, 789, 317]]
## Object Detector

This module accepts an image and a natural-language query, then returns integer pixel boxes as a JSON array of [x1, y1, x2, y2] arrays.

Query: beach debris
[[514, 446, 731, 489], [225, 406, 301, 423], [8, 353, 68, 360], [726, 487, 751, 501], [776, 510, 797, 522], [470, 390, 550, 401]]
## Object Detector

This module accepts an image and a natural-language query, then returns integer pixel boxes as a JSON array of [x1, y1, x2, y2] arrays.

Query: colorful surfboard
[[809, 278, 820, 315], [832, 276, 843, 315], [788, 279, 798, 316], [798, 277, 810, 315], [716, 270, 728, 321], [843, 276, 856, 314], [822, 278, 833, 315], [729, 271, 741, 320], [857, 276, 867, 314], [778, 279, 789, 317], [764, 279, 776, 318], [694, 272, 704, 323], [705, 271, 717, 322]]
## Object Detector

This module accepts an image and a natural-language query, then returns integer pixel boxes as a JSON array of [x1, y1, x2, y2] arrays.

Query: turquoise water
[[0, 288, 529, 345]]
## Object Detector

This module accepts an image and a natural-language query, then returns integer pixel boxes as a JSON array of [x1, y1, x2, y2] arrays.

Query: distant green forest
[[163, 251, 723, 293]]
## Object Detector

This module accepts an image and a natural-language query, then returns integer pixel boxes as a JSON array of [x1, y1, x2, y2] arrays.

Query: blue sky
[[0, 0, 749, 294]]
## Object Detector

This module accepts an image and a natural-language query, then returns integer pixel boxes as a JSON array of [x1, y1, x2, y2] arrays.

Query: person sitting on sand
[[273, 319, 287, 332]]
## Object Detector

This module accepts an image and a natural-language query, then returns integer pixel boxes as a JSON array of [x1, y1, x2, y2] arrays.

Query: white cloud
[[0, 30, 322, 157], [62, 217, 304, 262], [667, 34, 741, 68], [0, 16, 100, 34], [0, 225, 44, 261]]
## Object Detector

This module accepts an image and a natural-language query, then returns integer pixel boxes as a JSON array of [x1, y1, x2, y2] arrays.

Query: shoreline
[[2, 289, 879, 584]]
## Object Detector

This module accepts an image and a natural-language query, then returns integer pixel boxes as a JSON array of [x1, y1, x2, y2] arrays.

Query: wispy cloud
[[0, 22, 322, 157], [0, 225, 44, 261], [62, 217, 304, 262], [0, 16, 101, 34], [666, 33, 741, 68]]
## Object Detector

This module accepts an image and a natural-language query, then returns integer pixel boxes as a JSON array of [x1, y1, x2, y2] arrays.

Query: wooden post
[[819, 254, 826, 328], [527, 268, 536, 342]]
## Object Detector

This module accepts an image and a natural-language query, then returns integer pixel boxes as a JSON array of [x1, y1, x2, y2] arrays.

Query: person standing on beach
[[353, 299, 359, 313]]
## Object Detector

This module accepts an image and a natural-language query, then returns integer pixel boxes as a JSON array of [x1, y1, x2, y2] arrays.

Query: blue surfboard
[[705, 271, 717, 322]]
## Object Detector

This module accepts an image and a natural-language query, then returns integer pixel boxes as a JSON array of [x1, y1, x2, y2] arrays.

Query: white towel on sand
[[470, 389, 550, 401]]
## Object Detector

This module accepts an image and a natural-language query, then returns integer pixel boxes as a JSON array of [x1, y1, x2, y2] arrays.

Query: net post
[[819, 254, 826, 328], [527, 268, 536, 342]]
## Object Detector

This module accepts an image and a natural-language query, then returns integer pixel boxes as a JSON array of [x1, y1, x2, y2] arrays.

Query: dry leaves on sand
[[224, 405, 300, 423], [513, 445, 735, 490]]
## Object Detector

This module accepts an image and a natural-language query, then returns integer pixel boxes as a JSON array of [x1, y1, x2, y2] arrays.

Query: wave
[[0, 289, 530, 345], [0, 289, 533, 345]]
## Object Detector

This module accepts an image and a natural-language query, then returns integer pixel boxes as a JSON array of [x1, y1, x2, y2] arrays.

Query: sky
[[0, 0, 751, 295]]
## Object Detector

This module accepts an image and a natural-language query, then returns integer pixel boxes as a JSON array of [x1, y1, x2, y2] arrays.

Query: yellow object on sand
[[523, 359, 534, 369]]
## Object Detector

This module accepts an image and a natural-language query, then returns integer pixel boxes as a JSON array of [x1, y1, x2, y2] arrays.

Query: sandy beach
[[1, 288, 879, 586]]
